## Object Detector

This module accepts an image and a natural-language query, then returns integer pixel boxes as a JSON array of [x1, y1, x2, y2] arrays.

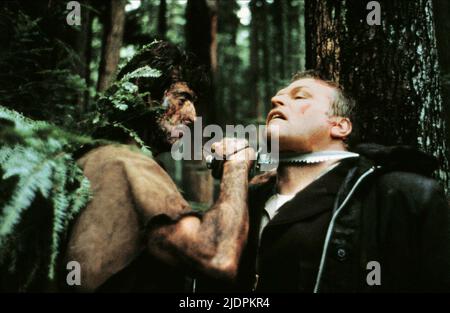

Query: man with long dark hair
[[64, 41, 254, 292]]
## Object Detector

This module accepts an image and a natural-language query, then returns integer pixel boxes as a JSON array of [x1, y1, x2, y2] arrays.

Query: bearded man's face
[[157, 82, 197, 147]]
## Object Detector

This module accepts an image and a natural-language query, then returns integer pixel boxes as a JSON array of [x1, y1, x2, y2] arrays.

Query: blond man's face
[[266, 78, 338, 152]]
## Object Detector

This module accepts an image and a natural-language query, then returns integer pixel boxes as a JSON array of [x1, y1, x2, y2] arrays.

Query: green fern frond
[[0, 105, 96, 290], [0, 151, 53, 238], [120, 65, 161, 81], [48, 155, 70, 280]]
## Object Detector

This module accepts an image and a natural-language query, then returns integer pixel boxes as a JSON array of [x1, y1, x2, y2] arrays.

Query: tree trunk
[[250, 0, 263, 121], [210, 0, 218, 78], [97, 0, 126, 92], [249, 0, 305, 119], [74, 0, 93, 112], [305, 0, 450, 192], [184, 0, 216, 205], [157, 0, 167, 39], [217, 0, 240, 124], [433, 0, 450, 168], [182, 162, 214, 206], [185, 0, 216, 123], [288, 0, 305, 74], [271, 0, 284, 82], [83, 13, 93, 111], [305, 0, 342, 81], [261, 0, 273, 120]]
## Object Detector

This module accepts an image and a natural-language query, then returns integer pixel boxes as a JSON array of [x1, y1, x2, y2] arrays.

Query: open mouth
[[182, 119, 194, 126], [171, 119, 194, 139], [171, 124, 187, 139], [268, 110, 287, 122]]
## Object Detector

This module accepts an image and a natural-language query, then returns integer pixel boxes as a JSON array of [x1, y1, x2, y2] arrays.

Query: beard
[[140, 114, 174, 155]]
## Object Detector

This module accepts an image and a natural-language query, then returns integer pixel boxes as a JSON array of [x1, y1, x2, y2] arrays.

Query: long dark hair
[[91, 41, 207, 150]]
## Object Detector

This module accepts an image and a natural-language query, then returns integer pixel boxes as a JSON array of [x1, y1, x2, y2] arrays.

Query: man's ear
[[330, 117, 352, 140]]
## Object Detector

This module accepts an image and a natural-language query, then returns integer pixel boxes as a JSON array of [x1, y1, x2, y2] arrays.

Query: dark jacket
[[236, 144, 450, 293]]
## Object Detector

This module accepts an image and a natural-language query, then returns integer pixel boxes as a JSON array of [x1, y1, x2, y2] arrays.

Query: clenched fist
[[210, 138, 256, 162], [208, 138, 256, 179]]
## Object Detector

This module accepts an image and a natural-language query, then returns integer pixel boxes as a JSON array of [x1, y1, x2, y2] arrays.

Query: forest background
[[1, 0, 449, 205]]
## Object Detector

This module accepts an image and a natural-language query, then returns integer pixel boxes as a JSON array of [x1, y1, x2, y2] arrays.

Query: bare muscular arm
[[66, 142, 252, 291], [147, 143, 253, 280]]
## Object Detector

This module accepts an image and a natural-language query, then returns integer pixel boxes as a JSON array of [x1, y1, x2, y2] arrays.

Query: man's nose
[[185, 101, 197, 122], [271, 95, 285, 108]]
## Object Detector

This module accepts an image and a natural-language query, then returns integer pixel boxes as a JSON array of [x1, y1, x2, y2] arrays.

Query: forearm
[[147, 159, 251, 280], [194, 160, 250, 274]]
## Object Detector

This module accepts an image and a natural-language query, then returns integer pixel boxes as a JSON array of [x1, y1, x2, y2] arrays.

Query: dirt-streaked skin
[[65, 82, 253, 291]]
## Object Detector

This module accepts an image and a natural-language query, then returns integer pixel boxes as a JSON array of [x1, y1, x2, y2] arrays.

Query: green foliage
[[0, 106, 105, 290], [166, 0, 187, 46], [0, 49, 161, 289], [89, 62, 162, 156], [120, 65, 162, 81], [442, 73, 450, 88], [0, 7, 86, 127]]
